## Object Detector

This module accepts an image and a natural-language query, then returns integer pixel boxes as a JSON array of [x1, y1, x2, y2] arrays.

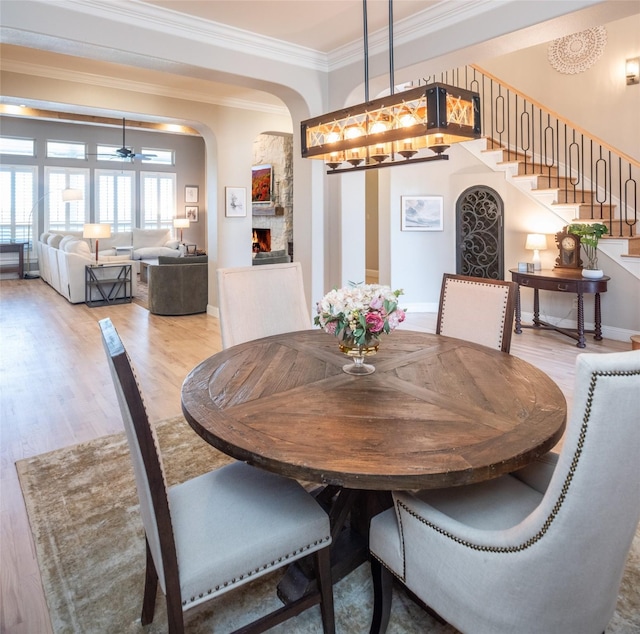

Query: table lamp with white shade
[[525, 233, 547, 271], [83, 223, 112, 264], [173, 218, 190, 242]]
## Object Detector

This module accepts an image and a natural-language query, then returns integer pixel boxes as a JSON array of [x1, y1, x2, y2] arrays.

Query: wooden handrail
[[470, 64, 640, 169]]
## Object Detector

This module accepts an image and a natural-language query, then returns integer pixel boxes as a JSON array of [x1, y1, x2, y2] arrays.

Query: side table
[[181, 243, 197, 256], [0, 242, 28, 279], [509, 268, 610, 348], [85, 263, 133, 307]]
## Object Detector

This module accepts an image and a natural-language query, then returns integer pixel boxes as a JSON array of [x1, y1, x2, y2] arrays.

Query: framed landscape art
[[251, 164, 272, 204], [401, 195, 444, 231]]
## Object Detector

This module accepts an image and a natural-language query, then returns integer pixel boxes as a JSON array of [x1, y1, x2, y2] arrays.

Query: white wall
[[480, 15, 640, 159]]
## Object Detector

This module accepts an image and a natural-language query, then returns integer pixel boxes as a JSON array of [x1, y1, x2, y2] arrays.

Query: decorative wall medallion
[[548, 26, 607, 75]]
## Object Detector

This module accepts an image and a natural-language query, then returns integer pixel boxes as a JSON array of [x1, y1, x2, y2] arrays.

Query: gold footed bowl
[[339, 339, 379, 375]]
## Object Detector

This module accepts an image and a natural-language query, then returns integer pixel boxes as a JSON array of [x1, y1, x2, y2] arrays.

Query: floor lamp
[[25, 187, 84, 279]]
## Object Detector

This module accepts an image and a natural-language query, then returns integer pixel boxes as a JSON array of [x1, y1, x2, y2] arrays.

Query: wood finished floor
[[0, 277, 630, 634]]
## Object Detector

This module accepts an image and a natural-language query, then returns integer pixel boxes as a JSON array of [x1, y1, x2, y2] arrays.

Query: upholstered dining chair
[[99, 318, 335, 634], [217, 261, 310, 349], [436, 273, 517, 352], [369, 349, 640, 634]]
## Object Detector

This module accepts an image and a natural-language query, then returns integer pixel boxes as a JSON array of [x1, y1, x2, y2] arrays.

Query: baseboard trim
[[520, 311, 635, 343]]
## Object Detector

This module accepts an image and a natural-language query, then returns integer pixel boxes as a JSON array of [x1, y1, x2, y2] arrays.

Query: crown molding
[[55, 0, 328, 72], [23, 0, 503, 75], [327, 0, 502, 71]]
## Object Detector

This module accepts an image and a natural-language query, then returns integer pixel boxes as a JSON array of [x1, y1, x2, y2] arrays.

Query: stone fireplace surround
[[252, 133, 292, 255]]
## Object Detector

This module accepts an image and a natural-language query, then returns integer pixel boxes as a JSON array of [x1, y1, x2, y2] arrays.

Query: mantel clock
[[554, 230, 582, 269]]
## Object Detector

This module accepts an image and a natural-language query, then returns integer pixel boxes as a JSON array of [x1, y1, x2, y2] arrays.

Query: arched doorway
[[456, 186, 505, 279]]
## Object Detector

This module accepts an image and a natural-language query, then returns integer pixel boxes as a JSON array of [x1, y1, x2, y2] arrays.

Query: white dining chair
[[99, 317, 335, 634], [217, 261, 310, 349], [369, 349, 640, 634], [436, 273, 517, 352]]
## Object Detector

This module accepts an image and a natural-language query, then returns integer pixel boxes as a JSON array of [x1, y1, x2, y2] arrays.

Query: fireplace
[[252, 228, 271, 252]]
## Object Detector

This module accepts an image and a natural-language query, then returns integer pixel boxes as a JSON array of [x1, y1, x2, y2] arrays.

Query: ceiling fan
[[95, 118, 157, 161]]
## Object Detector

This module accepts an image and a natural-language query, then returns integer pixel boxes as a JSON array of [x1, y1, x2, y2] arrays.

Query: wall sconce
[[525, 234, 547, 271], [626, 57, 639, 85]]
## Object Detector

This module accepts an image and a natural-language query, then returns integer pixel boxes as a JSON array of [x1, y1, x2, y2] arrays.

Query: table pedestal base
[[277, 489, 391, 603]]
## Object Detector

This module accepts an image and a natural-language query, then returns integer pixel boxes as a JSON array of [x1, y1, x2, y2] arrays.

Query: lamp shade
[[525, 234, 547, 251], [83, 223, 112, 239], [62, 188, 84, 202], [173, 218, 190, 229]]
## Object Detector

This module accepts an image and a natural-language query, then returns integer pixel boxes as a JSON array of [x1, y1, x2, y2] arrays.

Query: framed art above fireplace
[[251, 164, 272, 204]]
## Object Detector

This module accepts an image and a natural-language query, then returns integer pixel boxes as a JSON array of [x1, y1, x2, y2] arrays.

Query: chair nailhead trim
[[180, 534, 331, 607], [397, 369, 639, 558]]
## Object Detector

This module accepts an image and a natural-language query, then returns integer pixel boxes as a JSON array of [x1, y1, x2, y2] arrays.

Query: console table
[[85, 263, 133, 307], [509, 268, 609, 348], [0, 242, 27, 279]]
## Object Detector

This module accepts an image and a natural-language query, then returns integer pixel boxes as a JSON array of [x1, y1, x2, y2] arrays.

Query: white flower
[[314, 282, 405, 346]]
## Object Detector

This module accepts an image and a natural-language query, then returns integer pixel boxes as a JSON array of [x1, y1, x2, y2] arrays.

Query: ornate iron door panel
[[456, 186, 504, 279]]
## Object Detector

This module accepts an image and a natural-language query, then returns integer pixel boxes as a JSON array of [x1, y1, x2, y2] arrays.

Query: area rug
[[17, 416, 640, 634]]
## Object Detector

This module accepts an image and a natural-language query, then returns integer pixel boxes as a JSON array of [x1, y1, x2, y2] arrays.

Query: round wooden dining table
[[181, 329, 566, 492]]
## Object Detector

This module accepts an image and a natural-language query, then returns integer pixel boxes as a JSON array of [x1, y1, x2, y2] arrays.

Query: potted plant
[[567, 222, 608, 278]]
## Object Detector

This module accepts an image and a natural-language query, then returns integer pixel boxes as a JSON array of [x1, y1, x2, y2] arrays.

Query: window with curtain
[[95, 169, 134, 232], [0, 165, 37, 245], [140, 171, 176, 229], [44, 167, 89, 232]]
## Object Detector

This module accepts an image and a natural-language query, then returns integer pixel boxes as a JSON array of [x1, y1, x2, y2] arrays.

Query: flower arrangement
[[314, 282, 406, 347]]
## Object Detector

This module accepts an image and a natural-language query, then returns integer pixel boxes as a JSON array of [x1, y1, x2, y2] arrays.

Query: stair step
[[553, 203, 617, 217], [532, 175, 575, 188], [530, 187, 598, 204], [621, 235, 640, 252], [505, 162, 561, 177]]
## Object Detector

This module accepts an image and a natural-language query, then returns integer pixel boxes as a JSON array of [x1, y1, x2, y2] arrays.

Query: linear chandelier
[[300, 0, 481, 174]]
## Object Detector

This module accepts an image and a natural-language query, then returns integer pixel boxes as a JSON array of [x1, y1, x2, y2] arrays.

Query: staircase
[[433, 66, 640, 279]]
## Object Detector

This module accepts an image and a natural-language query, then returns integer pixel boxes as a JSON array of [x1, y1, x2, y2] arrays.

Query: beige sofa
[[36, 228, 180, 303]]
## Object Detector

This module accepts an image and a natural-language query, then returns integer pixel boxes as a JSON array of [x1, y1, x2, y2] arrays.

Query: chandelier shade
[[301, 82, 481, 173]]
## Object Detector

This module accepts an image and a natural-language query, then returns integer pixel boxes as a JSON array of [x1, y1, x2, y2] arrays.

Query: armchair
[[369, 349, 640, 634], [147, 255, 208, 315]]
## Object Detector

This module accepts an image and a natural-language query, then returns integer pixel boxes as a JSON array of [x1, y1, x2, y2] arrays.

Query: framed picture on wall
[[185, 185, 199, 203], [251, 164, 272, 204], [185, 206, 198, 222], [401, 195, 444, 231], [225, 187, 246, 217]]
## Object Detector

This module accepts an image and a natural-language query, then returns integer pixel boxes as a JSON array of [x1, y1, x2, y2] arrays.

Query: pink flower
[[369, 296, 384, 310], [387, 309, 406, 329], [325, 321, 337, 334], [365, 312, 385, 333]]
